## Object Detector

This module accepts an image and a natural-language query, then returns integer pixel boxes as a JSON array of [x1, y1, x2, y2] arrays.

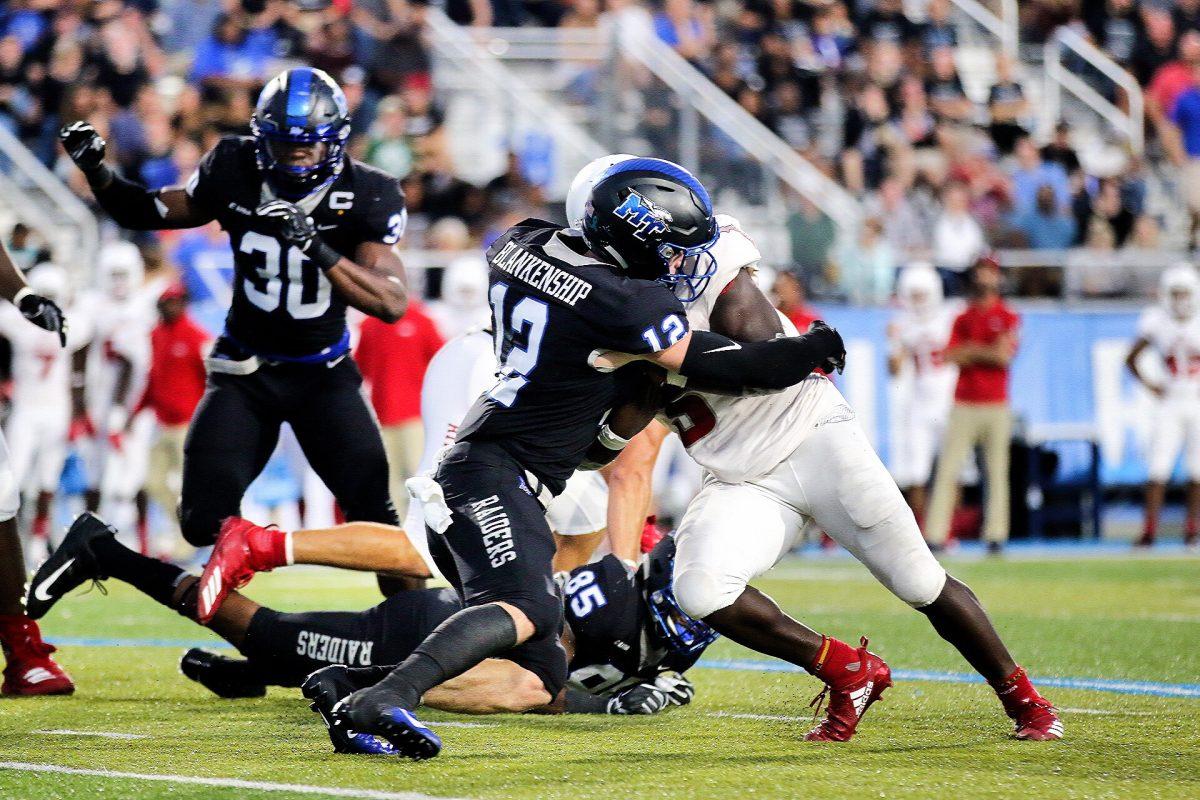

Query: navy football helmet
[[251, 68, 351, 199], [582, 158, 719, 303], [644, 536, 719, 657]]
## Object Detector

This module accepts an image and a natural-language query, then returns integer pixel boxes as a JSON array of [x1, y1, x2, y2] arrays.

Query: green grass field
[[1, 553, 1197, 800]]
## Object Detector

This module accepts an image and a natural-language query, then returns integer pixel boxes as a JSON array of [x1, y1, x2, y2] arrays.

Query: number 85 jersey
[[186, 135, 406, 359], [457, 219, 688, 494]]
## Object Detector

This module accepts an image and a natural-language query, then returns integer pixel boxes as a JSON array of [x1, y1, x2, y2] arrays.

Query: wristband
[[597, 423, 631, 452], [12, 287, 32, 307], [309, 239, 342, 271], [85, 162, 115, 190]]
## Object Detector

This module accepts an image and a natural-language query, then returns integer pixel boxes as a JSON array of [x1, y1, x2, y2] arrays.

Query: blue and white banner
[[821, 305, 1163, 485]]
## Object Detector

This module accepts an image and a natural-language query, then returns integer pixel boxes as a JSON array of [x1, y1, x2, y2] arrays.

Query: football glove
[[605, 683, 670, 715], [59, 121, 107, 173], [808, 320, 846, 374], [653, 671, 695, 707], [17, 291, 67, 347], [256, 199, 341, 270]]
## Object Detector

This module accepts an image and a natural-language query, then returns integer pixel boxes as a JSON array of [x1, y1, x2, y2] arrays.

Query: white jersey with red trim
[[1137, 305, 1200, 401], [888, 304, 959, 401], [0, 303, 90, 412], [662, 215, 844, 484]]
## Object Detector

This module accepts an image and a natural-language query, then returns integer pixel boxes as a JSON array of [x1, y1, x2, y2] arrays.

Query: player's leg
[[196, 516, 434, 622], [0, 430, 74, 695], [343, 447, 564, 758], [671, 475, 890, 742], [796, 419, 1062, 740], [924, 403, 979, 547], [979, 404, 1013, 552], [548, 470, 609, 573], [286, 361, 408, 594], [179, 374, 283, 547], [1181, 409, 1200, 546], [1140, 406, 1183, 547]]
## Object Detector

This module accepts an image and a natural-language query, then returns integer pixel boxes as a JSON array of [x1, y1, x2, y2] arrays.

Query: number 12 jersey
[[457, 219, 688, 493]]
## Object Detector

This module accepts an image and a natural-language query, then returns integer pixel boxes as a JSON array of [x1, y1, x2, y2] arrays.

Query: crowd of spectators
[[1, 0, 1198, 303]]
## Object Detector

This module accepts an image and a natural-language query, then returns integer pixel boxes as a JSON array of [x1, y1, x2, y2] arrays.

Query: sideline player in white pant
[[0, 264, 92, 563], [887, 263, 959, 524], [1126, 263, 1200, 547], [79, 242, 155, 550], [0, 235, 74, 695], [584, 158, 1061, 742]]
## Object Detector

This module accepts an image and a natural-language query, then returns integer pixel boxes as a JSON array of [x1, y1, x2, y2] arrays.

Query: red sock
[[247, 526, 290, 571], [1143, 519, 1157, 539], [1187, 518, 1199, 538], [991, 666, 1043, 716], [136, 518, 150, 556], [808, 635, 861, 684], [31, 514, 48, 540]]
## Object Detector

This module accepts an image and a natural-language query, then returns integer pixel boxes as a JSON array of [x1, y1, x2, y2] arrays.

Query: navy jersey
[[186, 136, 406, 359], [563, 554, 706, 695], [456, 220, 688, 492]]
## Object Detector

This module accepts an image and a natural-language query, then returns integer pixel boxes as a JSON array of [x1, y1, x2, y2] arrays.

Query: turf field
[[1, 552, 1197, 800]]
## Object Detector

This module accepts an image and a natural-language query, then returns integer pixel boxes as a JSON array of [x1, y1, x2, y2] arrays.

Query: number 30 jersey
[[457, 219, 688, 493], [185, 136, 406, 359], [661, 215, 844, 484]]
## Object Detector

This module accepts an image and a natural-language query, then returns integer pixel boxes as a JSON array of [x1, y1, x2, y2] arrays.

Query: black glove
[[808, 319, 846, 374], [605, 683, 670, 715], [59, 121, 107, 174], [653, 671, 695, 707], [256, 199, 341, 270], [18, 291, 67, 347]]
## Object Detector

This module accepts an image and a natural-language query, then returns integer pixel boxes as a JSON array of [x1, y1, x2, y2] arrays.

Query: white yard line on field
[[34, 729, 148, 740], [706, 712, 810, 723], [1058, 708, 1157, 716], [0, 763, 470, 800]]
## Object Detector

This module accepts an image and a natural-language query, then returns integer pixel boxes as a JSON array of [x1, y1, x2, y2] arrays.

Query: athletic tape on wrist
[[597, 424, 631, 452]]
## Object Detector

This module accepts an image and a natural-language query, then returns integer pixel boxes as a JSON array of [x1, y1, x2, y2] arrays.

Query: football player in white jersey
[[79, 241, 155, 550], [887, 263, 959, 523], [0, 264, 91, 562], [0, 236, 74, 696], [588, 159, 1062, 742], [1126, 263, 1200, 547]]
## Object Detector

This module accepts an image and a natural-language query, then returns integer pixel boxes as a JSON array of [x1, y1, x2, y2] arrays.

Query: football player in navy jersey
[[332, 158, 848, 759], [59, 68, 409, 567]]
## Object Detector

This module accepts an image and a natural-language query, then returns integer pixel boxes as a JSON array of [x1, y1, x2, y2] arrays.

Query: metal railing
[[948, 0, 1018, 57], [424, 9, 607, 199], [0, 124, 98, 275], [1042, 26, 1144, 155]]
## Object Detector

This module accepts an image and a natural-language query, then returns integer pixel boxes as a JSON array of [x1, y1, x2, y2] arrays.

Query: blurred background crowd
[[0, 0, 1197, 558]]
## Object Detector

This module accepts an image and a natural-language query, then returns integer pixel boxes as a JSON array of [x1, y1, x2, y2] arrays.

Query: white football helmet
[[896, 262, 943, 318], [565, 153, 636, 230], [1161, 263, 1200, 320], [441, 255, 489, 310], [26, 262, 69, 305], [97, 240, 145, 302]]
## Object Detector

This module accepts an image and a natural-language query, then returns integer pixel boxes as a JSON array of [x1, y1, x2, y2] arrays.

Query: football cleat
[[0, 616, 75, 696], [197, 517, 277, 623], [995, 667, 1063, 741], [179, 648, 266, 699], [341, 705, 442, 760], [804, 637, 892, 742], [25, 512, 113, 620], [302, 665, 397, 755]]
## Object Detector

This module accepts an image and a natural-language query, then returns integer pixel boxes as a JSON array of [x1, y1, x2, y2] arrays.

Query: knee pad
[[886, 544, 948, 608], [673, 566, 742, 620]]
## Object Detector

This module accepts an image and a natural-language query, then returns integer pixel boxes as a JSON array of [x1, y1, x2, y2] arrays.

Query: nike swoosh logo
[[704, 343, 742, 354], [33, 559, 75, 602]]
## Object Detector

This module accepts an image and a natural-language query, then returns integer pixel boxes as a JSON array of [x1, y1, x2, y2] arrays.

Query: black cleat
[[302, 665, 398, 755], [25, 512, 113, 619], [179, 648, 267, 698]]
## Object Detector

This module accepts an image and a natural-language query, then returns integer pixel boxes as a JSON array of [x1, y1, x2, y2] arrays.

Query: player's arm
[[708, 268, 785, 342], [947, 331, 1016, 367], [1126, 336, 1165, 397], [601, 422, 669, 566], [255, 201, 408, 323], [59, 122, 213, 230], [0, 239, 66, 346]]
